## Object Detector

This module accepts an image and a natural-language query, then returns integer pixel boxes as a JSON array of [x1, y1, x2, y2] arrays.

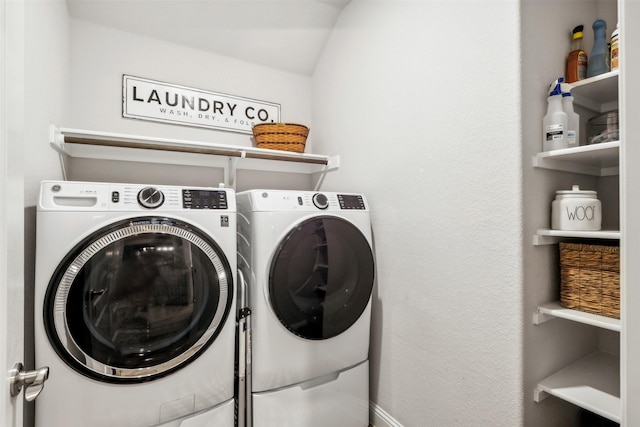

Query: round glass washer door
[[44, 217, 233, 383], [269, 216, 375, 340]]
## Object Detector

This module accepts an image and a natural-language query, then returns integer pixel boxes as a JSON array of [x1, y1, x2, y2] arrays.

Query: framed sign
[[122, 75, 281, 134]]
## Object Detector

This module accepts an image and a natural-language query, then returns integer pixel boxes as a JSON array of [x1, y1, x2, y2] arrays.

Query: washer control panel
[[337, 194, 366, 210], [182, 189, 228, 209], [137, 187, 165, 209], [39, 181, 236, 212], [312, 193, 329, 210]]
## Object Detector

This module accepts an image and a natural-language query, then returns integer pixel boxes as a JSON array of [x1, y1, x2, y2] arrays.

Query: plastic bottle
[[562, 91, 580, 148], [566, 25, 588, 83], [587, 19, 609, 78], [611, 23, 619, 70], [543, 78, 568, 151]]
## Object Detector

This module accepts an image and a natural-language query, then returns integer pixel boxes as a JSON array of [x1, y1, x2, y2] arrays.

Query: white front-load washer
[[236, 189, 375, 427], [34, 180, 237, 427]]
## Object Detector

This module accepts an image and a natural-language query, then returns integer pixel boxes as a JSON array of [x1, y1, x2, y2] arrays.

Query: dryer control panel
[[238, 189, 368, 212]]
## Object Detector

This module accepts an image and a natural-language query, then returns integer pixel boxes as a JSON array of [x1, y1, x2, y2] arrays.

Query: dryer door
[[44, 217, 233, 383], [269, 216, 374, 340]]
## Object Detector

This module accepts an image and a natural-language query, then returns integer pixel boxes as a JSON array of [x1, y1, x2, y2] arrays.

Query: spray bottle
[[543, 78, 568, 151], [561, 83, 580, 148]]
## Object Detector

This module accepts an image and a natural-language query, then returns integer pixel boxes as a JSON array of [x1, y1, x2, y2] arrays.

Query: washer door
[[269, 216, 374, 340], [44, 217, 233, 383]]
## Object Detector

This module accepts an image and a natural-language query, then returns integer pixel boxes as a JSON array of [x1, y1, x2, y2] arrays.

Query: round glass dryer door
[[44, 217, 233, 383], [269, 216, 375, 340]]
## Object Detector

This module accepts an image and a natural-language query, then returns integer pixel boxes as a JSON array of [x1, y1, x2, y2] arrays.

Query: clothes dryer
[[34, 181, 237, 427], [236, 189, 375, 427]]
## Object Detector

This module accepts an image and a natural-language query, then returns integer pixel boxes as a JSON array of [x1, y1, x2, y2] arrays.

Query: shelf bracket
[[533, 309, 556, 325], [533, 234, 562, 246], [533, 386, 550, 403], [225, 150, 245, 190]]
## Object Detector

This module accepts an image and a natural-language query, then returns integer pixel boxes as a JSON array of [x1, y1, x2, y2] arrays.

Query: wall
[[312, 1, 524, 425], [22, 2, 70, 426], [23, 0, 70, 206], [60, 19, 315, 192]]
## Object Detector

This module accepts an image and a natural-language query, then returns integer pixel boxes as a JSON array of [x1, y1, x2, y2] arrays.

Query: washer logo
[[220, 215, 230, 227]]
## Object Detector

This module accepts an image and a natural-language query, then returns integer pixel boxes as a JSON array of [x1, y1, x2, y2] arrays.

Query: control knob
[[312, 193, 329, 210], [137, 187, 165, 209]]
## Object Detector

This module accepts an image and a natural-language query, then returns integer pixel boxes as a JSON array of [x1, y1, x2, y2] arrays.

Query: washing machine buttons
[[137, 187, 165, 209], [312, 193, 329, 210]]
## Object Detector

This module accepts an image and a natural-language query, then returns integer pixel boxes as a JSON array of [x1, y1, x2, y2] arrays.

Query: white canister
[[551, 185, 602, 231]]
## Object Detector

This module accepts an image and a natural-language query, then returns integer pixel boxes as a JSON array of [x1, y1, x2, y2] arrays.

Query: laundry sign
[[122, 75, 281, 134]]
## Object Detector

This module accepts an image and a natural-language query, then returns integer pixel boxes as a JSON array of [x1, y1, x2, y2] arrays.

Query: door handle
[[9, 362, 49, 401]]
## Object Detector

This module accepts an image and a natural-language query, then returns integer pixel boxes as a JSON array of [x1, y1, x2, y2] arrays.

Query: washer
[[236, 189, 375, 427], [34, 180, 237, 427]]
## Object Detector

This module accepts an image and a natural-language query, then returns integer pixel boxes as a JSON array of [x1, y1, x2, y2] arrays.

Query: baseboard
[[369, 401, 403, 427]]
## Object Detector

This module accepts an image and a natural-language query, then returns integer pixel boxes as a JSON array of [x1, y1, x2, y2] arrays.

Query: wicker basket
[[559, 242, 620, 319], [252, 123, 309, 153]]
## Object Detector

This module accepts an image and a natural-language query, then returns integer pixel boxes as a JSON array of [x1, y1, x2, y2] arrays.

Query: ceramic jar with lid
[[551, 185, 602, 231]]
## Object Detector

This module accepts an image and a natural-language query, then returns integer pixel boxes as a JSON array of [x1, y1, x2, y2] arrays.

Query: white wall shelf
[[570, 70, 619, 113], [534, 351, 620, 424], [49, 125, 339, 190], [532, 141, 620, 177], [533, 228, 621, 246], [533, 301, 621, 332]]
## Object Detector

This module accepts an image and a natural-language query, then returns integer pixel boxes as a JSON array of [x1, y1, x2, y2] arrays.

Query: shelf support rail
[[313, 155, 340, 191], [49, 125, 69, 180]]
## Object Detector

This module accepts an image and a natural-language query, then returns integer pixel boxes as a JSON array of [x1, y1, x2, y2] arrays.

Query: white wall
[[23, 15, 316, 204], [312, 1, 524, 425], [24, 0, 70, 206], [62, 19, 315, 191]]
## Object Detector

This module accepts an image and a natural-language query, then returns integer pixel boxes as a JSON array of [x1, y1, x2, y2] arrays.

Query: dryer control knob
[[312, 193, 329, 210], [138, 187, 165, 209]]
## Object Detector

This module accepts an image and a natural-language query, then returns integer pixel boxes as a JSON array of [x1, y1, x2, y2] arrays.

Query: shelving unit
[[533, 228, 620, 246], [49, 125, 340, 190], [534, 301, 620, 332], [534, 351, 620, 423], [532, 141, 619, 176], [570, 70, 619, 113], [531, 65, 621, 422]]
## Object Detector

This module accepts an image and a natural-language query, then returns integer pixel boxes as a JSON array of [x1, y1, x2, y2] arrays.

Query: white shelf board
[[534, 351, 620, 423], [570, 70, 619, 112], [532, 141, 620, 176], [49, 126, 339, 189], [533, 228, 621, 245], [534, 301, 621, 332]]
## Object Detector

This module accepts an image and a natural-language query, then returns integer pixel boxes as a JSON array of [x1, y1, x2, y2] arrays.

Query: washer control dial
[[137, 187, 165, 209], [312, 193, 329, 210]]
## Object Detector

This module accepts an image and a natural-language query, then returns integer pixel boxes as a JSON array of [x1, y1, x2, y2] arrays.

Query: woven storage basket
[[252, 123, 309, 153], [559, 242, 620, 319]]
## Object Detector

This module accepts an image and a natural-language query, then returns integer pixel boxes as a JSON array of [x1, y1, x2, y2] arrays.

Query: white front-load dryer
[[34, 180, 237, 427], [236, 189, 375, 427]]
